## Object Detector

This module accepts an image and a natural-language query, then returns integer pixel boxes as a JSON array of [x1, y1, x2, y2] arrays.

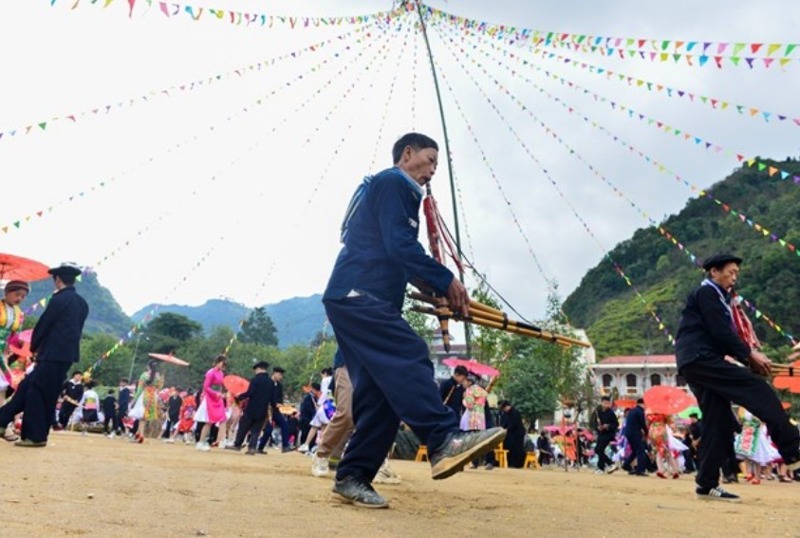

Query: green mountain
[[25, 271, 132, 335], [563, 158, 800, 358], [131, 294, 327, 348]]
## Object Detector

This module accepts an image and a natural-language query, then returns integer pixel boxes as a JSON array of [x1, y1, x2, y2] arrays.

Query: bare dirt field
[[2, 432, 799, 537]]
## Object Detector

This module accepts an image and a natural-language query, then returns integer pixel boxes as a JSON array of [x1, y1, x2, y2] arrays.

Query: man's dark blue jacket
[[31, 286, 89, 363]]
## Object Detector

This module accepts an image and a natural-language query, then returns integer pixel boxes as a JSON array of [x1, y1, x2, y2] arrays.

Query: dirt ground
[[2, 432, 799, 537]]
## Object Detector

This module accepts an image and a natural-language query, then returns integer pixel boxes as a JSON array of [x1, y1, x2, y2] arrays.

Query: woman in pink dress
[[195, 355, 228, 451]]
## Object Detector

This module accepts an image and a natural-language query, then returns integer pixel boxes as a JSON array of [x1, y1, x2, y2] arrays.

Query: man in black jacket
[[622, 399, 647, 475], [676, 253, 800, 502], [227, 361, 274, 454], [438, 365, 468, 417], [10, 263, 89, 447], [499, 400, 526, 468], [592, 396, 619, 473]]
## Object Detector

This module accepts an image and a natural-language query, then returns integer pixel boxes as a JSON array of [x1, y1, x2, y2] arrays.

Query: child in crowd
[[79, 381, 100, 435], [102, 389, 117, 437], [647, 411, 680, 479], [163, 387, 183, 443], [178, 389, 197, 444]]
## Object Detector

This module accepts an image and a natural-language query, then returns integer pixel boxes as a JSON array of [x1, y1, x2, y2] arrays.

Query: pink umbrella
[[441, 357, 499, 377]]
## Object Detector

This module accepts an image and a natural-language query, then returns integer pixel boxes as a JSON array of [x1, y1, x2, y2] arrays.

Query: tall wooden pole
[[412, 0, 472, 355]]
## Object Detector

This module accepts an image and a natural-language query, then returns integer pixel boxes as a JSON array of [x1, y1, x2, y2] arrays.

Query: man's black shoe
[[281, 446, 295, 453], [256, 449, 267, 455], [245, 448, 257, 455], [224, 445, 242, 451], [331, 476, 388, 509], [430, 427, 506, 480], [696, 486, 740, 502]]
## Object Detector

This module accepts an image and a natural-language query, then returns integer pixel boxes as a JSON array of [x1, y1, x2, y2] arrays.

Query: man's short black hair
[[636, 398, 645, 405], [72, 371, 83, 377], [600, 396, 611, 402], [321, 367, 333, 376], [392, 132, 439, 164], [311, 382, 321, 391], [453, 365, 469, 376]]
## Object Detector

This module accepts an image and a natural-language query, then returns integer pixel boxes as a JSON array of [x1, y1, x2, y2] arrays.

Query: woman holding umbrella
[[195, 355, 229, 451], [131, 360, 164, 442]]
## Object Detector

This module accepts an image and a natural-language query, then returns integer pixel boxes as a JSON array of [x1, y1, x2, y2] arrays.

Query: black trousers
[[103, 413, 115, 434], [595, 434, 614, 470], [22, 361, 72, 443], [58, 401, 77, 428], [235, 414, 265, 450], [682, 358, 800, 490], [115, 409, 128, 433], [623, 434, 647, 474]]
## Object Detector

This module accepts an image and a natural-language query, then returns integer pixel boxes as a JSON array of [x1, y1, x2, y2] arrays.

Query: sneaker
[[195, 442, 210, 452], [605, 463, 619, 474], [331, 476, 389, 509], [594, 469, 605, 475], [429, 427, 507, 480], [311, 454, 330, 478], [373, 461, 401, 485], [224, 445, 242, 452], [281, 446, 295, 453], [14, 439, 46, 448], [696, 486, 740, 502], [297, 444, 309, 454], [484, 463, 494, 471], [245, 448, 257, 456], [256, 449, 267, 455]]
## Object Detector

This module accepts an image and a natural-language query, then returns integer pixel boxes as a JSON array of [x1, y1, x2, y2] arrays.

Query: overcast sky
[[2, 1, 798, 341]]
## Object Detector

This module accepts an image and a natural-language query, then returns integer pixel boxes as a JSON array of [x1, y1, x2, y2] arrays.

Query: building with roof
[[591, 354, 688, 403]]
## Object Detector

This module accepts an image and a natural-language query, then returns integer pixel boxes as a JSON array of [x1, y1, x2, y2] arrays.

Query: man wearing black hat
[[257, 366, 292, 453], [227, 361, 273, 455], [675, 253, 800, 501], [498, 401, 526, 468], [8, 263, 89, 447]]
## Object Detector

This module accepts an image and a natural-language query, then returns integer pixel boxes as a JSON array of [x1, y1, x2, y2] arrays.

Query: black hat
[[273, 366, 286, 374], [702, 253, 742, 271], [252, 361, 270, 371], [48, 262, 82, 278]]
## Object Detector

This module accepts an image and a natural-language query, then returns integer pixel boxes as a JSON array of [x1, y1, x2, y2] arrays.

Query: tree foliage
[[563, 159, 800, 358], [238, 307, 279, 347]]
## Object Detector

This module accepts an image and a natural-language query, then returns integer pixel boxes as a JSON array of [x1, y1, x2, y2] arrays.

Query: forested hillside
[[563, 158, 800, 357]]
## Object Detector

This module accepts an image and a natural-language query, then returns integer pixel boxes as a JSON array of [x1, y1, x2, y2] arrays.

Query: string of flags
[[50, 0, 402, 29], [448, 24, 800, 261], [1, 25, 375, 238], [441, 24, 796, 344], [447, 21, 800, 185], [0, 25, 368, 143], [527, 46, 798, 128], [425, 3, 798, 68], [223, 16, 410, 356], [433, 40, 676, 346]]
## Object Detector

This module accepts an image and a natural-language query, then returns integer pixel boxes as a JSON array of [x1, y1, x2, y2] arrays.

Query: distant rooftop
[[597, 355, 676, 365]]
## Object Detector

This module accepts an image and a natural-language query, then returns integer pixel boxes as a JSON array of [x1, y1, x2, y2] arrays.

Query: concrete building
[[591, 354, 688, 402]]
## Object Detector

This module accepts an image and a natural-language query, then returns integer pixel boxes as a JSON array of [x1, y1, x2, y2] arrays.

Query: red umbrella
[[147, 352, 190, 367], [441, 357, 499, 377], [223, 375, 249, 396], [643, 385, 695, 415], [0, 253, 50, 282]]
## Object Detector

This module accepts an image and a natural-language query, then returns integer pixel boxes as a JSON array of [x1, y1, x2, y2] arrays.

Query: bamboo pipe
[[409, 305, 585, 348]]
